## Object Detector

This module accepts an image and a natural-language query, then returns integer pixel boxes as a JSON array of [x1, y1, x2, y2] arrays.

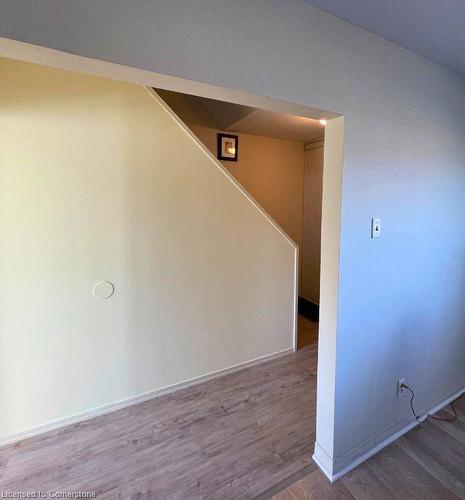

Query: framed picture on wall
[[217, 133, 238, 162]]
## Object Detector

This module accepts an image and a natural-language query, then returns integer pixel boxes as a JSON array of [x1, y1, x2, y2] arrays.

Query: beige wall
[[301, 144, 324, 304], [189, 125, 305, 249], [0, 58, 297, 441]]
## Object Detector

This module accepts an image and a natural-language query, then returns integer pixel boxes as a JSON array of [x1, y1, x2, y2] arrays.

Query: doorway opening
[[156, 88, 325, 351], [0, 39, 345, 484]]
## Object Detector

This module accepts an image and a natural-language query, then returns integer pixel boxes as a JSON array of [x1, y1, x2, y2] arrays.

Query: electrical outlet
[[397, 378, 406, 397]]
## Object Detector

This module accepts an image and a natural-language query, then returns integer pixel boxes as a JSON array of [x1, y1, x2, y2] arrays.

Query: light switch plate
[[371, 218, 381, 239]]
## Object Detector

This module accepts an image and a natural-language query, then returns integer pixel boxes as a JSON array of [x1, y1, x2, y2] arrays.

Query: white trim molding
[[313, 382, 465, 482], [0, 348, 292, 447]]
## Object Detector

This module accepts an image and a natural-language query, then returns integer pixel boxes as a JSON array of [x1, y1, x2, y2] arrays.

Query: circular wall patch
[[92, 280, 115, 300]]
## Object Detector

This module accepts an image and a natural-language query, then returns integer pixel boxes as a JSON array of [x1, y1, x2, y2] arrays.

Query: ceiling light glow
[[319, 119, 327, 126]]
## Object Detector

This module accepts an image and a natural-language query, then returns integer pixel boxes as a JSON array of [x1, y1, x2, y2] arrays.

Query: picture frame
[[217, 133, 238, 162]]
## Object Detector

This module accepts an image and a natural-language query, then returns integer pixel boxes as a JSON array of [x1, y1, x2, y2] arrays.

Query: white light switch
[[371, 218, 381, 239]]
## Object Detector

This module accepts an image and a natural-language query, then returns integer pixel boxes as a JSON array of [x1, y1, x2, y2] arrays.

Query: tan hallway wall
[[188, 125, 305, 250], [0, 58, 296, 440]]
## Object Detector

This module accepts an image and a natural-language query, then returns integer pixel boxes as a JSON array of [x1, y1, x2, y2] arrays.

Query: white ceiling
[[304, 0, 465, 75], [226, 109, 324, 143], [156, 89, 324, 143]]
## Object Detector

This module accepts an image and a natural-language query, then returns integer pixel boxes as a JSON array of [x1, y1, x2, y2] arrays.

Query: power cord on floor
[[401, 383, 464, 424]]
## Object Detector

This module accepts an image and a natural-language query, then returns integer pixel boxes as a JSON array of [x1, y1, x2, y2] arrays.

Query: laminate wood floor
[[2, 316, 464, 499], [273, 396, 465, 500], [297, 315, 318, 350], [0, 337, 318, 499]]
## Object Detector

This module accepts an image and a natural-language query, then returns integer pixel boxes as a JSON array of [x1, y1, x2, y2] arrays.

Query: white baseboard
[[0, 347, 292, 447], [313, 382, 465, 482], [312, 442, 335, 481]]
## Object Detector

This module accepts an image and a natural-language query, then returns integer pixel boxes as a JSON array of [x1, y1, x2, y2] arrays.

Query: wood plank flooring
[[0, 323, 318, 499], [273, 396, 465, 500], [2, 315, 464, 499], [297, 315, 318, 350]]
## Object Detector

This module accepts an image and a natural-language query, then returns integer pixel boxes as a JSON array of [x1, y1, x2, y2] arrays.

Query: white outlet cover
[[92, 280, 115, 300], [371, 218, 381, 239]]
